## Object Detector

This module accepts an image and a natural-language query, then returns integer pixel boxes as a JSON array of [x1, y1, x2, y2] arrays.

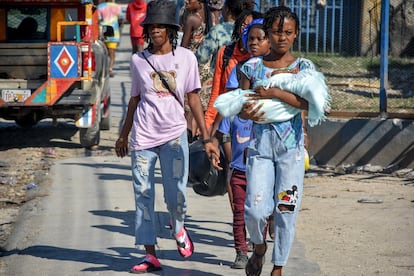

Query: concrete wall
[[307, 117, 414, 169]]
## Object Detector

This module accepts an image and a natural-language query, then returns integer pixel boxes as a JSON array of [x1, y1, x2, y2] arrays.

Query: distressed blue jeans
[[244, 123, 305, 266], [131, 130, 189, 246]]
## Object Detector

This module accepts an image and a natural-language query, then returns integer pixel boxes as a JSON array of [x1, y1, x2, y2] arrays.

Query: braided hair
[[224, 0, 256, 19], [201, 0, 213, 35], [263, 6, 300, 36], [231, 10, 263, 41]]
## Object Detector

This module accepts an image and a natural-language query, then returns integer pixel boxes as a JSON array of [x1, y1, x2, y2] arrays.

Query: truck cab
[[0, 0, 111, 148]]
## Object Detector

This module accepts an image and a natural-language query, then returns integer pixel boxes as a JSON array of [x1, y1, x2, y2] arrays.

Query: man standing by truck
[[97, 0, 123, 77]]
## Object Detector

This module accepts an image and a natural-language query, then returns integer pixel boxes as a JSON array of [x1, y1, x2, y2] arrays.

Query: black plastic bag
[[189, 139, 227, 197]]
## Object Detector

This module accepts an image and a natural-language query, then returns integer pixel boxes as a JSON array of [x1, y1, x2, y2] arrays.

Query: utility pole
[[379, 0, 389, 116]]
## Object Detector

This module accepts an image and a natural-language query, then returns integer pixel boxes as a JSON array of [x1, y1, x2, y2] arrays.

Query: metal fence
[[256, 0, 414, 117]]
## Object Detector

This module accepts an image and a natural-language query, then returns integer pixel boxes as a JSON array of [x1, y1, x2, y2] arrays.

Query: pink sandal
[[130, 254, 162, 274], [175, 226, 194, 258]]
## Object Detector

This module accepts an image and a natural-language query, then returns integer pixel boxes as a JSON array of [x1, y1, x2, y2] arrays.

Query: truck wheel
[[15, 113, 40, 128], [80, 106, 100, 148]]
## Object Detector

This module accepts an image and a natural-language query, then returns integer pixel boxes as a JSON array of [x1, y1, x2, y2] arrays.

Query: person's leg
[[245, 124, 276, 275], [158, 130, 189, 232], [137, 37, 145, 52], [129, 149, 163, 273], [271, 266, 283, 276], [131, 149, 159, 248], [108, 48, 115, 72], [158, 131, 193, 258], [270, 139, 305, 272], [231, 170, 248, 253], [244, 124, 276, 245], [230, 169, 248, 268]]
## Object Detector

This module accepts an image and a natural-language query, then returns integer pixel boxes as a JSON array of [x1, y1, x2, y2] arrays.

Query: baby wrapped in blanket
[[213, 69, 330, 127]]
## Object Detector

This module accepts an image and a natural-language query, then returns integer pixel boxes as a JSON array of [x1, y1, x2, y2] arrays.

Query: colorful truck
[[0, 0, 111, 148]]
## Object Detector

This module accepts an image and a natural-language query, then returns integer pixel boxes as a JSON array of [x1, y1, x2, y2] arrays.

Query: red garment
[[126, 0, 147, 40], [230, 169, 248, 254], [204, 43, 251, 129]]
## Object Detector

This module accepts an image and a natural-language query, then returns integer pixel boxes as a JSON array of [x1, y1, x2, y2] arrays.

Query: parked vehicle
[[0, 0, 111, 148]]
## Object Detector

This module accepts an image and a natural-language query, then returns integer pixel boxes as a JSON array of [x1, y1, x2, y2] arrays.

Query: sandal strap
[[130, 254, 162, 273]]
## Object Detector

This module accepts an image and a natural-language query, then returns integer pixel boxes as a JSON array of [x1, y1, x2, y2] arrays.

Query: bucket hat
[[141, 0, 180, 29]]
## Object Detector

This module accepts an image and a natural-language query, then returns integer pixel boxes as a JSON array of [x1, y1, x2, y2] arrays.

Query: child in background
[[204, 10, 263, 131]]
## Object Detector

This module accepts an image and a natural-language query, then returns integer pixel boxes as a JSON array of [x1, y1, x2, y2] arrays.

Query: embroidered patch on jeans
[[277, 185, 299, 210]]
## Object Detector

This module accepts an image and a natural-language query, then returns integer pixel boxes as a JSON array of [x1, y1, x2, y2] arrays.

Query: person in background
[[181, 0, 212, 52], [213, 18, 270, 270], [97, 0, 123, 76], [208, 0, 224, 25], [181, 0, 213, 142], [126, 0, 147, 53], [176, 0, 186, 25], [189, 0, 255, 144], [204, 10, 262, 131], [114, 0, 220, 273], [238, 6, 314, 276], [195, 0, 255, 72]]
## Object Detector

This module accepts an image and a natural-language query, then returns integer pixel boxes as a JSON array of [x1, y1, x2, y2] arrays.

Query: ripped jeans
[[244, 123, 305, 266], [131, 130, 189, 246]]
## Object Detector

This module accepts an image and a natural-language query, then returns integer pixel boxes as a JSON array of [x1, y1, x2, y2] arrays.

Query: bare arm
[[238, 73, 266, 121], [180, 15, 198, 48], [250, 86, 309, 110]]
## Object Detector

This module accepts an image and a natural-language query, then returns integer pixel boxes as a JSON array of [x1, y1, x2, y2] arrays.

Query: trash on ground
[[357, 198, 383, 204], [23, 182, 38, 190]]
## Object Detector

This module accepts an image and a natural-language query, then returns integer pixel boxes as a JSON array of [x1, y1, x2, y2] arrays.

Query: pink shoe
[[130, 254, 162, 274], [175, 226, 194, 258]]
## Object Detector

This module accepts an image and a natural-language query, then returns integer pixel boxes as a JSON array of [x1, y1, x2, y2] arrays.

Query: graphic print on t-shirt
[[150, 70, 177, 97]]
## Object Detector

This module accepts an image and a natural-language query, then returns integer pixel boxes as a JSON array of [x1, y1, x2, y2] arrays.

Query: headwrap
[[241, 18, 264, 50]]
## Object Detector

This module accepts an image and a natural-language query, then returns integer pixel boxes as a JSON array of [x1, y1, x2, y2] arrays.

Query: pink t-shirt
[[129, 47, 201, 150]]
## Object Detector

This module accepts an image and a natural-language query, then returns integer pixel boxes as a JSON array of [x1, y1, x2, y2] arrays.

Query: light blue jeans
[[244, 123, 305, 266], [131, 130, 189, 246]]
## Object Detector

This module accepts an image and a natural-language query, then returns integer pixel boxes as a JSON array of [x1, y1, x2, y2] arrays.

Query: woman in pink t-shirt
[[115, 0, 220, 273]]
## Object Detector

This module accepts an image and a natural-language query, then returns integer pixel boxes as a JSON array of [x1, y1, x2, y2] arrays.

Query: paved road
[[1, 25, 320, 276]]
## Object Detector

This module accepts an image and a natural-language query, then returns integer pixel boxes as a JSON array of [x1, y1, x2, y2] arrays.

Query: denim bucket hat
[[141, 0, 180, 29]]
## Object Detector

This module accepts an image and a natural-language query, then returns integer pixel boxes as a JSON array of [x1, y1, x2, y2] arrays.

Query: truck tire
[[79, 105, 100, 148]]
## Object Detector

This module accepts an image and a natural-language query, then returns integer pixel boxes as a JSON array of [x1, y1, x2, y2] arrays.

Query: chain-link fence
[[257, 0, 414, 118]]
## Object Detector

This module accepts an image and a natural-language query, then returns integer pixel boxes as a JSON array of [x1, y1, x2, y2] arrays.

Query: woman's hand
[[115, 137, 128, 158], [204, 141, 222, 171], [239, 101, 267, 122], [251, 86, 275, 99]]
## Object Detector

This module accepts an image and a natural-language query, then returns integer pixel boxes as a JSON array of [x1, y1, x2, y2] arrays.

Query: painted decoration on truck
[[50, 44, 78, 78]]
